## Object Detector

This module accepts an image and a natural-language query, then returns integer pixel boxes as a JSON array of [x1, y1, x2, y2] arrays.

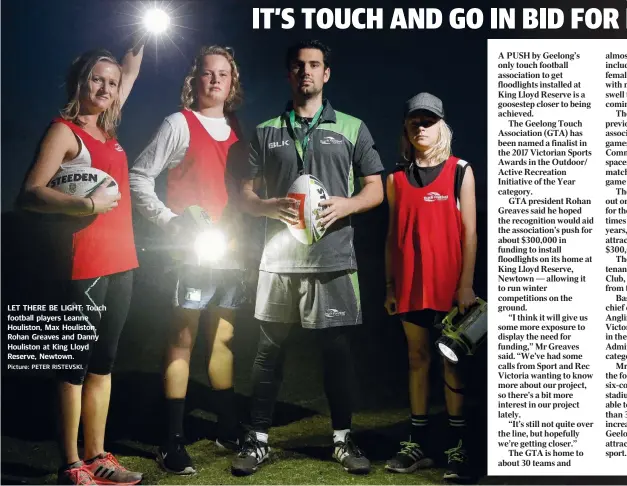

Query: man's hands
[[239, 178, 367, 231], [264, 195, 354, 231], [316, 196, 354, 230], [263, 197, 301, 225]]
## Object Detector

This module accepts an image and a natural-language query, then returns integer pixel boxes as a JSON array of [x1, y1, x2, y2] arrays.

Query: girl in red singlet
[[20, 43, 144, 485], [384, 93, 477, 482]]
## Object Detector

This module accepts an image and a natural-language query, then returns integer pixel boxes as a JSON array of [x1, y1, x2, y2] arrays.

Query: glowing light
[[194, 229, 227, 263], [143, 8, 170, 34], [118, 2, 193, 64], [438, 342, 459, 364]]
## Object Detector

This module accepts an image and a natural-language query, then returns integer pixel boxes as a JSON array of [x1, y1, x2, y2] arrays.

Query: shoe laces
[[444, 440, 467, 463], [175, 443, 193, 463], [337, 434, 364, 458], [169, 435, 189, 455], [238, 433, 266, 459], [98, 452, 127, 471], [399, 441, 422, 457], [67, 466, 96, 485]]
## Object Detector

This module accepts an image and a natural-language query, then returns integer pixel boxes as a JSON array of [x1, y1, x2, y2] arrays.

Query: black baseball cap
[[404, 92, 445, 119]]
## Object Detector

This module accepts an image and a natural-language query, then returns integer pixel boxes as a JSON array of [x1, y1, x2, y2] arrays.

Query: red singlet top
[[54, 118, 138, 280], [166, 109, 239, 220], [391, 155, 463, 313]]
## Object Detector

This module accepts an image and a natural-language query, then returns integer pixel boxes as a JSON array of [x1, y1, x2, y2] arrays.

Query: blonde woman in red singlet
[[20, 42, 145, 485]]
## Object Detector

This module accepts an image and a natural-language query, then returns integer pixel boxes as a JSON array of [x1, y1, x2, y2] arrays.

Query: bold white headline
[[253, 8, 627, 30]]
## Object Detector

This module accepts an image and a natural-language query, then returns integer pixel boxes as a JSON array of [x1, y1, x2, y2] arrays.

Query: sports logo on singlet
[[114, 143, 124, 152], [320, 136, 342, 145], [424, 192, 448, 202], [268, 140, 290, 149]]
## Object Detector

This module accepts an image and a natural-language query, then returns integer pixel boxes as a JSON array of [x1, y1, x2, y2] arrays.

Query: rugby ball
[[286, 174, 330, 245], [48, 167, 118, 197]]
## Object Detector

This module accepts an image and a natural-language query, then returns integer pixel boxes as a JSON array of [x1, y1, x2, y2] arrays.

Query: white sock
[[333, 429, 350, 443], [255, 431, 269, 443]]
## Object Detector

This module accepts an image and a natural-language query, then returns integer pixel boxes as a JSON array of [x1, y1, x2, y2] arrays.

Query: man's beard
[[297, 84, 322, 99]]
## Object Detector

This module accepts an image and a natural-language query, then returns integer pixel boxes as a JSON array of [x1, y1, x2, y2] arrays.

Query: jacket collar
[[283, 98, 336, 124]]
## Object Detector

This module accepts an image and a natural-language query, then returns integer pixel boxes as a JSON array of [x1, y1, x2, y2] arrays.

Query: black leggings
[[250, 321, 356, 433], [58, 270, 133, 385]]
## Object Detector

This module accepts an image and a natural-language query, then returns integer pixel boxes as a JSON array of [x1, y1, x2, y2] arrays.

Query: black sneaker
[[216, 437, 239, 452], [215, 422, 243, 452], [386, 441, 434, 473], [231, 431, 270, 476], [443, 440, 470, 481], [332, 433, 371, 474], [157, 434, 196, 475]]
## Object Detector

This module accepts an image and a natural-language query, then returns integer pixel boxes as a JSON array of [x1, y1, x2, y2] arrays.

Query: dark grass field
[[2, 209, 490, 485]]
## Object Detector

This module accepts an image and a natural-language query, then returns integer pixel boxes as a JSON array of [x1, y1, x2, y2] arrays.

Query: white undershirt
[[60, 134, 92, 169], [129, 111, 232, 229]]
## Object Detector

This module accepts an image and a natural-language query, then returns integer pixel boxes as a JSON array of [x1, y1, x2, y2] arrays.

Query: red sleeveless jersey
[[391, 156, 463, 313], [166, 110, 239, 220], [54, 118, 138, 280]]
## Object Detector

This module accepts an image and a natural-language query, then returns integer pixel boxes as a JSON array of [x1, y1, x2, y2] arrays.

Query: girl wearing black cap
[[384, 92, 477, 481], [20, 40, 145, 485]]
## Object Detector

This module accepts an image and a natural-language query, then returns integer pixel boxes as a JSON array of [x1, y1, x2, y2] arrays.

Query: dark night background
[[2, 0, 627, 484]]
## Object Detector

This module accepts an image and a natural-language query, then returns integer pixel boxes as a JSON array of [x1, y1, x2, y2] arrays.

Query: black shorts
[[58, 270, 134, 384], [399, 309, 446, 328], [174, 265, 246, 311]]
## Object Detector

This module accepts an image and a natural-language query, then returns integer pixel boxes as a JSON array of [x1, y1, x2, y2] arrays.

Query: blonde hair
[[180, 46, 243, 112], [60, 49, 122, 139], [401, 118, 452, 165]]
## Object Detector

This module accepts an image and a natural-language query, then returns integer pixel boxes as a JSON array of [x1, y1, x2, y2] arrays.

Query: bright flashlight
[[438, 341, 460, 364], [143, 8, 170, 34], [435, 298, 488, 364], [171, 206, 228, 266], [194, 229, 227, 264]]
